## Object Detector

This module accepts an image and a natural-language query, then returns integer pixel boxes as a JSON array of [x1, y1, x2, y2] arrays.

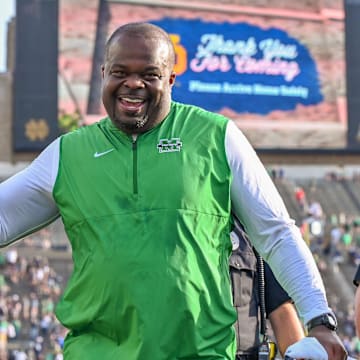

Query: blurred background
[[0, 0, 360, 359]]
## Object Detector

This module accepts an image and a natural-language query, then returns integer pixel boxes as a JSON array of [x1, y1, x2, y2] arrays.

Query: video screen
[[59, 2, 350, 151]]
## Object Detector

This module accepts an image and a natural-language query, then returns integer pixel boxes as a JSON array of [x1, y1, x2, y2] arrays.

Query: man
[[230, 220, 305, 359], [0, 22, 346, 359], [353, 264, 360, 337]]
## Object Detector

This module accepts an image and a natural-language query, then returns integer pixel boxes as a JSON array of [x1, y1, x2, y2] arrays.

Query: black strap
[[255, 250, 268, 337]]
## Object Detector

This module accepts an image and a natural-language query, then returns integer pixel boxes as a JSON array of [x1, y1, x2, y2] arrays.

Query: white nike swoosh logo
[[94, 148, 115, 158]]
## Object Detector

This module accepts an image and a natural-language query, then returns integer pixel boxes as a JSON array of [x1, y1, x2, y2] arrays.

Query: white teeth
[[122, 97, 143, 103]]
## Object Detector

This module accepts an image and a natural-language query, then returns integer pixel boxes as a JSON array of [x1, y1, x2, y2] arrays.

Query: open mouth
[[118, 97, 146, 113]]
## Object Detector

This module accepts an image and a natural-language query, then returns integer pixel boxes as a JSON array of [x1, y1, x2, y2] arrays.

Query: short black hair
[[104, 22, 176, 67]]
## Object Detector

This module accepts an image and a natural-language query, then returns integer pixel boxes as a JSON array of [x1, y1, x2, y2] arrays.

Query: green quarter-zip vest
[[53, 101, 237, 359]]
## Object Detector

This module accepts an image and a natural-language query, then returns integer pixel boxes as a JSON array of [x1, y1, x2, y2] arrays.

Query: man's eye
[[111, 71, 125, 77], [143, 73, 162, 80]]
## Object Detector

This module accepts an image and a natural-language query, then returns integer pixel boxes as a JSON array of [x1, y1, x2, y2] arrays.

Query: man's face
[[101, 33, 176, 134]]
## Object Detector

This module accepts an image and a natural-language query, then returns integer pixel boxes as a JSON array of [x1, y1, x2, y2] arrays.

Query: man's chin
[[112, 116, 149, 133]]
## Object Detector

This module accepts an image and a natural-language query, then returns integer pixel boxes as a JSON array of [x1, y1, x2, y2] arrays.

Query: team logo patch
[[157, 138, 182, 153]]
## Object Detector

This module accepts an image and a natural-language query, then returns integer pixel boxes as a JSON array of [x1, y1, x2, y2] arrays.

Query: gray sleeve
[[224, 120, 331, 325], [0, 138, 60, 247]]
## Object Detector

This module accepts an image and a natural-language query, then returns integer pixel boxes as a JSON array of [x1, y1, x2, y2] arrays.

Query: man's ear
[[169, 71, 176, 86]]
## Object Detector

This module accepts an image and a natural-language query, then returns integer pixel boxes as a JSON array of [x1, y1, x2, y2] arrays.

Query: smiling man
[[101, 24, 176, 133], [0, 22, 347, 360]]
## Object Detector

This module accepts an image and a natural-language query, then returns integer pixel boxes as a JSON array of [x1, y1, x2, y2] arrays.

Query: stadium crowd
[[0, 230, 68, 360]]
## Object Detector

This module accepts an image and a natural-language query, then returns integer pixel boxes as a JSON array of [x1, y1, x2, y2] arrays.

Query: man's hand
[[308, 326, 347, 360]]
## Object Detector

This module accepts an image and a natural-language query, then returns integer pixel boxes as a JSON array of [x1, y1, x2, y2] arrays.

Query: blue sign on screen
[[151, 18, 323, 115]]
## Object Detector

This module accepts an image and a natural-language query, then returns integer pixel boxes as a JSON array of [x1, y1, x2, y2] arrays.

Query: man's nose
[[124, 74, 145, 88]]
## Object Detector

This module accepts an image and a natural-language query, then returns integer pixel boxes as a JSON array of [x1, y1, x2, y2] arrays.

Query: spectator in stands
[[295, 186, 307, 213], [0, 22, 347, 359], [308, 199, 324, 219], [341, 223, 354, 263], [0, 316, 8, 359], [327, 224, 344, 263], [9, 349, 28, 360]]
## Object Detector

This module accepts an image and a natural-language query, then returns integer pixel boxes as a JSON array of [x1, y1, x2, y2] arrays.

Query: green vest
[[53, 101, 236, 359]]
